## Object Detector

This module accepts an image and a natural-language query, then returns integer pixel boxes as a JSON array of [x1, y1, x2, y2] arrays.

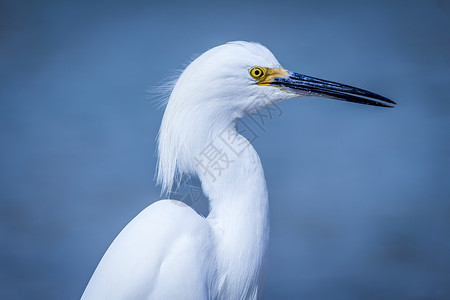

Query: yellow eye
[[249, 67, 266, 79]]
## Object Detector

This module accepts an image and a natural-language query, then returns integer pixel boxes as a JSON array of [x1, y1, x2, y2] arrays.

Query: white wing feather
[[81, 200, 217, 300]]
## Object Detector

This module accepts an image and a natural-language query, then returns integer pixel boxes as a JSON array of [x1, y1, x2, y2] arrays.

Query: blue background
[[1, 0, 449, 299]]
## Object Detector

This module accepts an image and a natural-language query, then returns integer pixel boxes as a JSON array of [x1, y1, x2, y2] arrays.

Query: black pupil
[[254, 69, 261, 76]]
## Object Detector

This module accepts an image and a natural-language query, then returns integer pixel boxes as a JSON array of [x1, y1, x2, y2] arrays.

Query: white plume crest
[[156, 41, 284, 195]]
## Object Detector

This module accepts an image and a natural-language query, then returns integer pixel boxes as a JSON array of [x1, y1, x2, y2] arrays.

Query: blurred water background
[[1, 0, 449, 299]]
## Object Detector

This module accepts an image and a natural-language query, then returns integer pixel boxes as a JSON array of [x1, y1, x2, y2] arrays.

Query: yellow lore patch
[[249, 67, 289, 86]]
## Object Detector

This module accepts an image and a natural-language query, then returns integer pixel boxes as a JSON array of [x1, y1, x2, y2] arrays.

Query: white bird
[[81, 41, 395, 300]]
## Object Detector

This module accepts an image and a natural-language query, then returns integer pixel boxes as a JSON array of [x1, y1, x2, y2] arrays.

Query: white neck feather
[[158, 110, 269, 298], [203, 129, 269, 300]]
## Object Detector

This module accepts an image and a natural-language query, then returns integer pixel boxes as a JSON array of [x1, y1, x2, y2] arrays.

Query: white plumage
[[82, 41, 394, 300]]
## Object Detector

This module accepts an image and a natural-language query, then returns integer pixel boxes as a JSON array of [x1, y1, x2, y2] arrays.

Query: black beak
[[273, 72, 396, 108]]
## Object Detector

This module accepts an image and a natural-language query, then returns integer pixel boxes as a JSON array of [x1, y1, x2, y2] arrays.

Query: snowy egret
[[82, 41, 395, 299]]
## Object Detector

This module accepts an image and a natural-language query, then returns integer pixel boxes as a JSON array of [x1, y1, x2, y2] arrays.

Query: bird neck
[[197, 122, 269, 299], [158, 106, 270, 297]]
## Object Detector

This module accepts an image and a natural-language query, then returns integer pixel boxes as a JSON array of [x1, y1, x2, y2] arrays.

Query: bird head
[[169, 41, 394, 117], [157, 41, 394, 193]]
